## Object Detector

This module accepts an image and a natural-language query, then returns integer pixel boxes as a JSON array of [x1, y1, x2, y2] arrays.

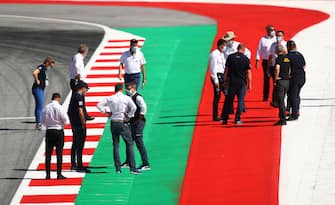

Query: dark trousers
[[45, 129, 64, 176], [288, 77, 305, 117], [126, 119, 149, 166], [211, 75, 225, 119], [222, 83, 247, 122], [262, 60, 270, 100], [71, 126, 86, 168], [270, 66, 278, 105], [125, 73, 140, 89], [275, 80, 290, 122], [111, 122, 136, 171]]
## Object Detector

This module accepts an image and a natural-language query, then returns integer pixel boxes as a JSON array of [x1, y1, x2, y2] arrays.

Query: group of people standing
[[32, 39, 150, 179], [210, 25, 306, 125]]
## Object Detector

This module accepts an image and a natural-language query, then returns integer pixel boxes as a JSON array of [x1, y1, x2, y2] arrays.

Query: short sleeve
[[76, 95, 84, 108]]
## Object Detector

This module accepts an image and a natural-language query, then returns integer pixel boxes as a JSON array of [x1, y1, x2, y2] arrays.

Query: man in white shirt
[[69, 44, 88, 90], [96, 83, 141, 175], [268, 30, 287, 107], [209, 39, 226, 121], [223, 31, 252, 59], [255, 25, 277, 101], [41, 93, 69, 180], [119, 39, 147, 90]]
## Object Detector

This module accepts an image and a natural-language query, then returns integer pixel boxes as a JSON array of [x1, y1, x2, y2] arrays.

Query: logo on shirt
[[79, 101, 83, 106], [284, 57, 290, 63]]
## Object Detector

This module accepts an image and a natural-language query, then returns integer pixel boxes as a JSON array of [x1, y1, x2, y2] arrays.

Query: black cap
[[76, 80, 89, 89], [287, 40, 296, 48], [130, 39, 138, 44]]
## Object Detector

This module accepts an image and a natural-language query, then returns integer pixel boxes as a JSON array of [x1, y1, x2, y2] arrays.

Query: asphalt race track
[[0, 5, 214, 205]]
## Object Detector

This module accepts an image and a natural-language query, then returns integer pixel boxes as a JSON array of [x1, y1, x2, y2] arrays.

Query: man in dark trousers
[[68, 81, 90, 173], [96, 83, 141, 174], [274, 45, 291, 125], [41, 93, 69, 179], [221, 44, 252, 125], [121, 82, 150, 170], [286, 40, 306, 121]]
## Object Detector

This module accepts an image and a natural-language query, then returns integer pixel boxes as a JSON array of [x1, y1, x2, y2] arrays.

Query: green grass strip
[[76, 25, 216, 205]]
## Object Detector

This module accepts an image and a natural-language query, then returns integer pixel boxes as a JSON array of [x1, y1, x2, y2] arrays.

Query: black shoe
[[287, 116, 299, 121], [262, 98, 268, 102], [212, 117, 220, 121], [86, 116, 95, 121], [137, 164, 151, 171], [270, 102, 278, 108], [222, 120, 228, 125], [57, 174, 66, 180], [121, 162, 130, 169], [130, 169, 142, 175], [46, 174, 50, 180], [274, 120, 287, 126], [77, 166, 91, 173]]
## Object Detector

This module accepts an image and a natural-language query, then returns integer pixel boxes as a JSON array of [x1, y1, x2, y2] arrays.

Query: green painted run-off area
[[76, 25, 216, 205]]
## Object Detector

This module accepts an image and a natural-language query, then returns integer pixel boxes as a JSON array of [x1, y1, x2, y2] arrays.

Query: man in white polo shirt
[[119, 39, 147, 90], [69, 44, 88, 90], [255, 25, 277, 101]]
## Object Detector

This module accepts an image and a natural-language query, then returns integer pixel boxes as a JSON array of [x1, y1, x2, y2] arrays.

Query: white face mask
[[270, 30, 275, 37], [126, 89, 133, 96], [277, 36, 283, 41], [227, 40, 234, 47]]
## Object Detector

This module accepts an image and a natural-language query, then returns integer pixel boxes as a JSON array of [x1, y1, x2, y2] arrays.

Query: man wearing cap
[[96, 83, 141, 175], [223, 31, 251, 59], [273, 45, 291, 125], [221, 44, 252, 125], [286, 40, 306, 121], [67, 81, 90, 173], [119, 39, 147, 90], [256, 25, 277, 101], [42, 93, 69, 179], [209, 39, 227, 121]]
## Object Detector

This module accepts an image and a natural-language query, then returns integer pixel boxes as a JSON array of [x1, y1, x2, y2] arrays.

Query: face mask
[[131, 46, 137, 54], [277, 36, 283, 41], [270, 30, 275, 37], [126, 89, 133, 96], [227, 40, 233, 47]]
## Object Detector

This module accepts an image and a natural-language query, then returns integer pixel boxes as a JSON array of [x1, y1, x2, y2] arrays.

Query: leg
[[32, 87, 44, 124], [211, 79, 221, 120], [120, 123, 136, 171], [235, 84, 246, 122], [71, 127, 78, 167], [55, 130, 65, 177], [111, 122, 121, 171], [221, 85, 235, 122], [45, 130, 54, 179], [262, 60, 270, 101], [133, 120, 149, 166], [76, 127, 86, 168], [276, 80, 289, 123]]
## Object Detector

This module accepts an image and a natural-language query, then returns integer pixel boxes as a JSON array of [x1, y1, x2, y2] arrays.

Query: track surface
[[0, 5, 213, 205]]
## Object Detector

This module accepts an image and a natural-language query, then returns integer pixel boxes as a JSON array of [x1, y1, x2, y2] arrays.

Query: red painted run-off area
[[1, 1, 329, 204]]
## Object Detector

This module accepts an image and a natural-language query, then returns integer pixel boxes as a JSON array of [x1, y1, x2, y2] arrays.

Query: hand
[[247, 84, 252, 91], [36, 80, 40, 85], [118, 73, 122, 80]]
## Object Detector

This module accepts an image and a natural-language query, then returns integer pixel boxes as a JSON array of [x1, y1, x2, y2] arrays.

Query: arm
[[32, 68, 41, 85], [127, 98, 137, 119], [137, 96, 147, 118], [78, 107, 86, 128], [118, 63, 123, 80], [247, 69, 252, 91], [74, 56, 82, 80], [60, 107, 70, 125], [274, 64, 280, 82], [96, 98, 109, 114], [255, 39, 262, 68], [209, 53, 219, 86], [141, 64, 146, 85]]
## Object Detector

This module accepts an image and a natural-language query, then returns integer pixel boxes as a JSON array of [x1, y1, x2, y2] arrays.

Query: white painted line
[[64, 128, 104, 136], [50, 155, 93, 163], [84, 96, 108, 102], [85, 117, 108, 124], [22, 203, 74, 205], [25, 170, 85, 179], [101, 48, 128, 53], [23, 186, 80, 195], [95, 54, 121, 60], [88, 86, 115, 93], [85, 106, 102, 113], [0, 116, 35, 120], [88, 70, 120, 75], [63, 142, 99, 149], [85, 78, 122, 83]]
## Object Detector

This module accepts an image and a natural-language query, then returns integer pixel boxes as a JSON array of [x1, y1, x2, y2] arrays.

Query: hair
[[130, 39, 138, 45], [51, 93, 61, 100], [115, 83, 124, 92], [287, 40, 297, 50], [43, 56, 55, 65], [78, 44, 88, 54], [266, 24, 274, 30], [237, 43, 246, 51], [276, 30, 285, 35], [216, 39, 226, 47], [126, 81, 137, 89], [276, 44, 285, 53]]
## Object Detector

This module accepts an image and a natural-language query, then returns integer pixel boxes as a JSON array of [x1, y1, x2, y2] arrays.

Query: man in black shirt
[[68, 81, 90, 173], [222, 44, 252, 125], [286, 40, 306, 121], [274, 45, 291, 125]]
